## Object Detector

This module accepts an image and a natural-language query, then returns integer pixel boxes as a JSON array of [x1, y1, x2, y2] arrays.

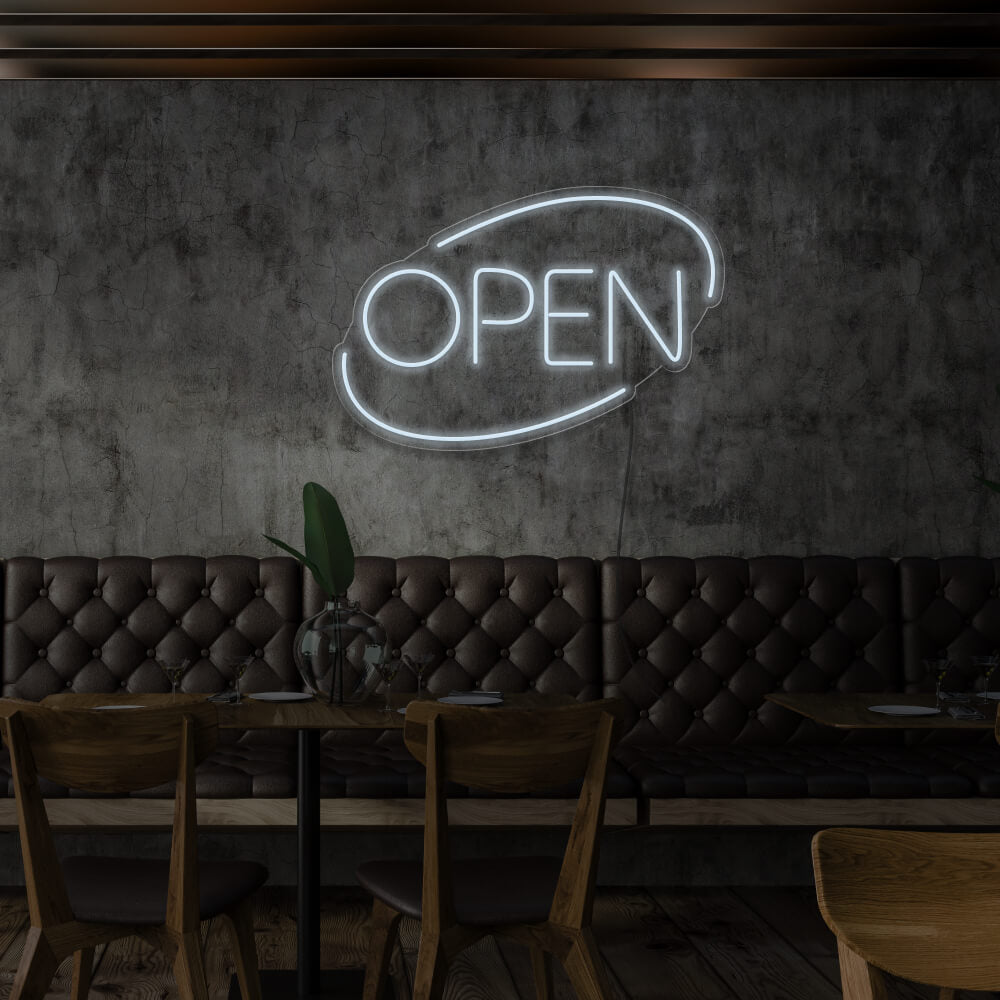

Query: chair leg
[[10, 927, 59, 1000], [837, 940, 888, 1000], [412, 928, 449, 1000], [561, 928, 615, 1000], [172, 928, 211, 1000], [363, 898, 402, 1000], [529, 944, 553, 1000], [71, 947, 95, 1000], [222, 900, 263, 1000]]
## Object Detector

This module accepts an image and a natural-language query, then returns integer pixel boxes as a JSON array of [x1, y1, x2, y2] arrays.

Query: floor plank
[[650, 887, 843, 1000]]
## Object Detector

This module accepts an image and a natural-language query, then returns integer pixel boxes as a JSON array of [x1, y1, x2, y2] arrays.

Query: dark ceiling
[[1, 2, 999, 78]]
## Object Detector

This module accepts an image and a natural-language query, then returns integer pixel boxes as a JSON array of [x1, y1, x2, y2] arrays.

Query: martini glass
[[403, 653, 434, 699], [158, 658, 192, 698], [230, 655, 254, 704], [376, 658, 401, 713]]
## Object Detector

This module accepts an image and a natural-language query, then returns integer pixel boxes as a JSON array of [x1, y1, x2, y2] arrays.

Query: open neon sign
[[334, 187, 724, 449]]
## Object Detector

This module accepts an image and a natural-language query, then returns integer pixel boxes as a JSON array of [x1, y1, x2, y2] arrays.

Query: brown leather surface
[[614, 744, 975, 798], [2, 555, 301, 700], [602, 556, 900, 746], [356, 855, 561, 924], [61, 855, 268, 923]]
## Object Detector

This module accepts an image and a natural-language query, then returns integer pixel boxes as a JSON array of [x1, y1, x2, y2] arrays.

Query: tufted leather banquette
[[1, 554, 999, 811]]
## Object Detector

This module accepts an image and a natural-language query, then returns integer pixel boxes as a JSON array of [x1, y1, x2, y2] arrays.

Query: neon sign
[[334, 187, 724, 450]]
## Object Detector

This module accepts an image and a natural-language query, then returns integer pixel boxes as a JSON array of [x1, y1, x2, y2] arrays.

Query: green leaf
[[976, 476, 1000, 494], [262, 533, 333, 598], [301, 482, 355, 597]]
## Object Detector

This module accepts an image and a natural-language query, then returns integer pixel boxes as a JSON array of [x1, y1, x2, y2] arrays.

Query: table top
[[765, 691, 999, 730], [35, 691, 576, 730]]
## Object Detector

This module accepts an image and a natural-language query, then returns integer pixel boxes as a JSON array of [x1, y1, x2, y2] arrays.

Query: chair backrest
[[403, 698, 625, 793], [8, 701, 218, 793], [1, 701, 216, 932], [813, 827, 1000, 992], [403, 698, 624, 932]]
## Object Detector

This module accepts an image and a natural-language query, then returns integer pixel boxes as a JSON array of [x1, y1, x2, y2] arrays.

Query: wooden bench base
[[0, 797, 995, 831]]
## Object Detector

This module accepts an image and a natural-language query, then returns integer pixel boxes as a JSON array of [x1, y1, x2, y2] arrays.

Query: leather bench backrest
[[899, 556, 1000, 745], [602, 556, 900, 745], [2, 555, 301, 704], [307, 555, 601, 745]]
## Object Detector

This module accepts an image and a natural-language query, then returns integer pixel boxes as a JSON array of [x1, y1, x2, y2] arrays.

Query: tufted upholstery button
[[745, 588, 753, 597], [693, 709, 703, 718], [747, 709, 757, 718], [691, 588, 700, 597], [445, 588, 455, 597], [636, 588, 645, 597], [121, 619, 128, 626], [66, 619, 73, 627], [500, 648, 510, 658], [201, 588, 210, 597], [855, 649, 864, 657], [254, 588, 264, 597], [38, 649, 46, 658], [692, 649, 701, 658], [774, 618, 781, 626], [529, 679, 536, 688], [554, 648, 564, 658], [853, 588, 862, 597], [120, 680, 127, 688], [146, 649, 155, 658], [801, 649, 810, 658], [65, 680, 72, 688], [966, 619, 973, 626], [528, 619, 535, 627], [38, 588, 48, 597], [175, 619, 182, 627], [664, 617, 672, 627], [419, 619, 427, 626], [499, 587, 509, 597], [473, 619, 480, 626], [640, 709, 648, 718], [446, 649, 455, 658], [93, 588, 102, 597], [92, 649, 101, 659], [638, 649, 647, 659], [828, 619, 836, 626], [391, 588, 401, 597], [254, 649, 264, 658], [747, 649, 756, 658], [553, 587, 562, 597], [392, 649, 400, 658], [201, 649, 210, 658], [665, 679, 674, 687], [992, 589, 999, 598], [147, 588, 156, 598], [936, 588, 944, 597], [229, 619, 236, 627]]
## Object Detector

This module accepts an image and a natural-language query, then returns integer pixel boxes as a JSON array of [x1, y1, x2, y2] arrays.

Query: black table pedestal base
[[230, 968, 381, 999]]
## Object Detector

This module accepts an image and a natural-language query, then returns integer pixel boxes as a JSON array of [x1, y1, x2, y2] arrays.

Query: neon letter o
[[362, 268, 462, 368]]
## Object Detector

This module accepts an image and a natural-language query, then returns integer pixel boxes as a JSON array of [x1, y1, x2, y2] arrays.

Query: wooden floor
[[0, 885, 994, 999]]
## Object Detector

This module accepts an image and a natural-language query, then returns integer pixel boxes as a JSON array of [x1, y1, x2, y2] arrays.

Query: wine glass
[[973, 654, 1000, 704], [403, 653, 434, 699], [376, 657, 401, 713], [230, 655, 254, 704], [922, 658, 955, 710], [158, 658, 192, 698]]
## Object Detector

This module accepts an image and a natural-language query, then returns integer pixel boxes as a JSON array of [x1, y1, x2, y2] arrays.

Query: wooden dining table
[[38, 689, 574, 999], [765, 690, 1000, 731]]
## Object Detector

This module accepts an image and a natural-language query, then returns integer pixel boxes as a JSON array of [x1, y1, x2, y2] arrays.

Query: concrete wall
[[1, 81, 998, 560]]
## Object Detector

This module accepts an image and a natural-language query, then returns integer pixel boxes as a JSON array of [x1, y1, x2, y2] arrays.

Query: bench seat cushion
[[932, 746, 1000, 796], [318, 743, 637, 798], [614, 744, 975, 798]]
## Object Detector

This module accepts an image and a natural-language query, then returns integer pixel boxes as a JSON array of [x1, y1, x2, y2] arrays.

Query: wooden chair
[[0, 701, 267, 1000], [813, 826, 1000, 1000], [357, 698, 625, 1000]]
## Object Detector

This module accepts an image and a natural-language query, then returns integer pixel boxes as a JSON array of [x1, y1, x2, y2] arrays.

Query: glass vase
[[294, 598, 388, 704]]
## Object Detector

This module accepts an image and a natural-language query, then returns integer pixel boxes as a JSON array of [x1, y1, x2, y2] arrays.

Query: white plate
[[247, 692, 314, 702], [868, 704, 941, 716], [438, 694, 504, 706], [93, 704, 144, 710]]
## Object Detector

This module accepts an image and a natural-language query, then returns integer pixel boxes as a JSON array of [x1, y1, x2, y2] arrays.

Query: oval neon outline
[[362, 267, 462, 369], [340, 352, 628, 445], [436, 193, 719, 301]]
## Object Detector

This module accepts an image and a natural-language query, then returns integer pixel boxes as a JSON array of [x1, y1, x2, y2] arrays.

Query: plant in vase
[[264, 483, 387, 704]]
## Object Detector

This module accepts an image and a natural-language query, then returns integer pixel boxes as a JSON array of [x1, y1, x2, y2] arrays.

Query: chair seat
[[356, 856, 562, 925], [62, 856, 268, 924]]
